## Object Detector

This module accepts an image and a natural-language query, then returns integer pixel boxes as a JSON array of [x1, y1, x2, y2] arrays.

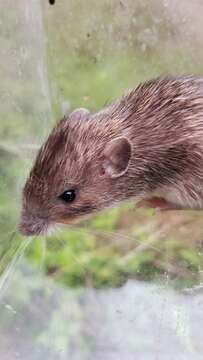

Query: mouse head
[[19, 108, 132, 236]]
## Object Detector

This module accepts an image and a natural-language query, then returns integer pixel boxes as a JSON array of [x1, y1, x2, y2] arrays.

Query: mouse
[[19, 75, 203, 236]]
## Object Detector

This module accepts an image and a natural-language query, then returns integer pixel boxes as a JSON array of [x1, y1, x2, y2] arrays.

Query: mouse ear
[[69, 108, 90, 122], [102, 137, 131, 178]]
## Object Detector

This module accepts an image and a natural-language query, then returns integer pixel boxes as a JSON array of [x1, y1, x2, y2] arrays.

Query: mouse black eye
[[59, 189, 76, 203]]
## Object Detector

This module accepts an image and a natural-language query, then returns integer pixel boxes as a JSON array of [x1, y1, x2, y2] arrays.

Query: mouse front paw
[[136, 196, 176, 211]]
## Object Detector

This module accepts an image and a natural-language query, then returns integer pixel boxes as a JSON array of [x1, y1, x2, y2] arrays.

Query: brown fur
[[19, 75, 203, 236]]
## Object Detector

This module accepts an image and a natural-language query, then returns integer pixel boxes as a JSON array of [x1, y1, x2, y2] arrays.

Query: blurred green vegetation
[[26, 205, 203, 289], [1, 0, 203, 289]]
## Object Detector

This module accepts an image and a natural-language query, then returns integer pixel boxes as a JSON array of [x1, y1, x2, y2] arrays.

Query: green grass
[[25, 205, 203, 289], [49, 50, 203, 120]]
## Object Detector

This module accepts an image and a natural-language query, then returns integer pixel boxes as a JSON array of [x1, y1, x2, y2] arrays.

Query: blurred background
[[0, 0, 203, 359]]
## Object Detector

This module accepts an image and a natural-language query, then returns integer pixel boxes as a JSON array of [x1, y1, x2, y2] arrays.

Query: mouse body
[[19, 76, 203, 236]]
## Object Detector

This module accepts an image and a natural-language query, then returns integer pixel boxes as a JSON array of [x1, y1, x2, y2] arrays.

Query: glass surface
[[0, 0, 203, 359]]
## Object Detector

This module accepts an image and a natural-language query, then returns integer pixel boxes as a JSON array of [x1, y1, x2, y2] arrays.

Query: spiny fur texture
[[20, 76, 203, 236]]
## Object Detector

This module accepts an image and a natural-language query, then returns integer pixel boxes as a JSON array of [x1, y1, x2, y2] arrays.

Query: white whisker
[[0, 236, 32, 300]]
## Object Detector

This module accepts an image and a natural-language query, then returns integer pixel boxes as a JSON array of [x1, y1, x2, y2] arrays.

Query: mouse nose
[[18, 215, 48, 237]]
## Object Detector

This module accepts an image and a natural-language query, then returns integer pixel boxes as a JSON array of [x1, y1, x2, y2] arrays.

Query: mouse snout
[[18, 212, 49, 237]]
